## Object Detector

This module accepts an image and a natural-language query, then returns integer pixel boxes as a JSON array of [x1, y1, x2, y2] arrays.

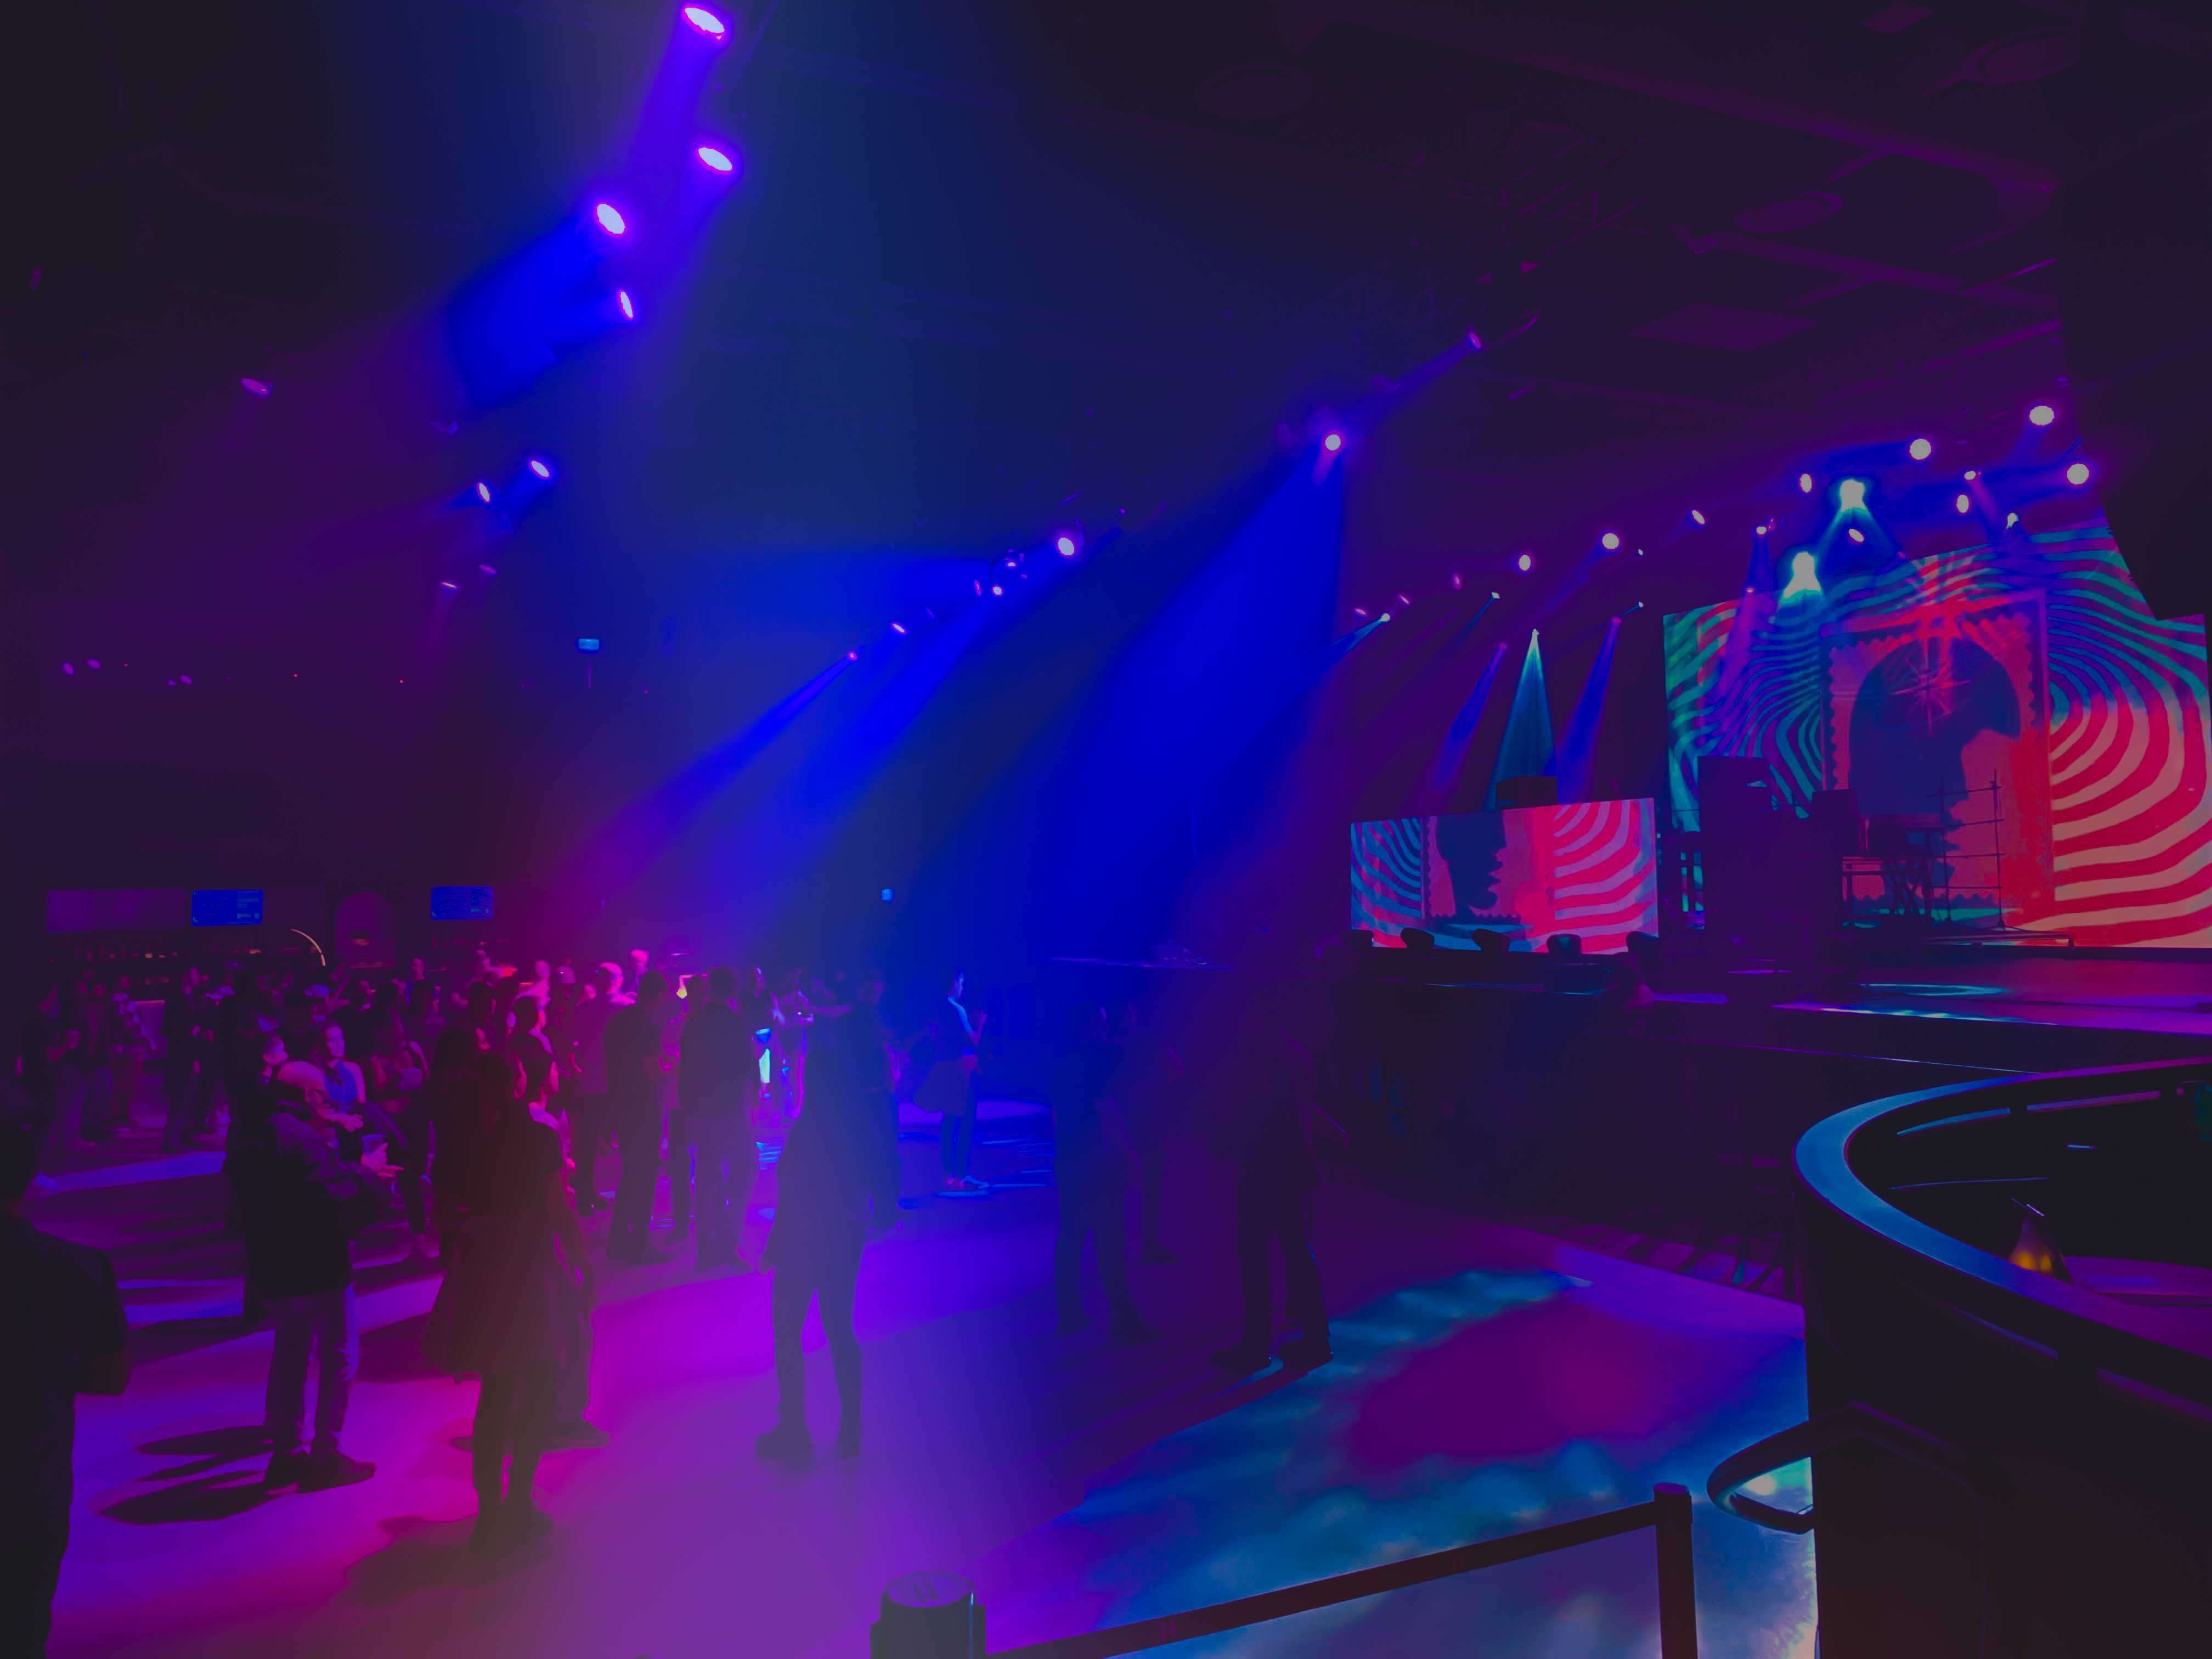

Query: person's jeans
[[474, 1361, 556, 1501], [1053, 1177, 1140, 1331], [689, 1114, 756, 1261], [667, 1110, 694, 1229], [609, 1099, 660, 1245], [552, 1269, 592, 1423], [1233, 1184, 1325, 1347], [0, 1513, 70, 1659], [264, 1285, 359, 1456], [568, 1092, 609, 1201], [939, 1108, 975, 1180], [771, 1242, 862, 1426]]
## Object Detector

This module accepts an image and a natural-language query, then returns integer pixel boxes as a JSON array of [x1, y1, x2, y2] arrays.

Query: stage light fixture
[[1965, 469, 1979, 481], [1380, 612, 1392, 623], [1955, 493, 1972, 514], [846, 650, 860, 661], [891, 622, 908, 635], [2067, 461, 2091, 486], [240, 377, 272, 397], [61, 663, 74, 675], [616, 290, 635, 321], [87, 660, 99, 670], [593, 202, 628, 236], [479, 564, 498, 575], [1491, 591, 1499, 598], [1322, 432, 1344, 453], [990, 584, 1004, 596], [1516, 552, 1533, 572], [1690, 510, 1707, 526], [1353, 608, 1368, 619], [1837, 478, 1866, 509], [1756, 524, 1770, 537], [1600, 532, 1621, 550], [1848, 528, 1865, 543], [1909, 438, 1933, 460], [475, 482, 493, 503], [2028, 403, 2056, 426], [681, 6, 727, 38], [1783, 550, 1821, 598], [1798, 472, 1814, 494], [2006, 512, 2020, 528], [440, 580, 459, 590], [1397, 593, 1410, 606], [696, 144, 736, 175], [1451, 573, 1463, 589], [528, 457, 554, 479], [1055, 534, 1077, 557]]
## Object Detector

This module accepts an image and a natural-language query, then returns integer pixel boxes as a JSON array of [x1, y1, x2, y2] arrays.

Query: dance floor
[[43, 1118, 1814, 1659]]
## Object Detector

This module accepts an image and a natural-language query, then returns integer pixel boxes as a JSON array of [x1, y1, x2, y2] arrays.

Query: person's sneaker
[[835, 1419, 861, 1460], [754, 1419, 814, 1464], [545, 1419, 611, 1449], [261, 1449, 307, 1488], [297, 1452, 376, 1491], [467, 1501, 507, 1554], [1278, 1336, 1334, 1370], [503, 1497, 554, 1545], [1209, 1341, 1272, 1377]]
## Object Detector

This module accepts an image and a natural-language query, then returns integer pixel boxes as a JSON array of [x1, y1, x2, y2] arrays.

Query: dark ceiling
[[5, 0, 2210, 956]]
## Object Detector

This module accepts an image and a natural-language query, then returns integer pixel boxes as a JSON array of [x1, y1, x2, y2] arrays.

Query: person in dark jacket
[[1209, 1016, 1347, 1377], [676, 964, 759, 1271], [246, 1059, 391, 1490], [1051, 1005, 1155, 1345], [1, 1122, 131, 1657], [600, 971, 675, 1265], [755, 970, 900, 1463]]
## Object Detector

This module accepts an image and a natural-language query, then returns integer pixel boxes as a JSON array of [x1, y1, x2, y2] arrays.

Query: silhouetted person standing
[[1111, 1001, 1183, 1264], [757, 969, 899, 1463], [1210, 1018, 1346, 1376], [600, 971, 673, 1265], [1, 1122, 131, 1656], [1052, 1006, 1155, 1344], [678, 965, 758, 1271]]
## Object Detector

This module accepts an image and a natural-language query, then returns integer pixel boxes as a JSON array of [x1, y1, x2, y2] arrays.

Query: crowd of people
[[4, 947, 1346, 1657]]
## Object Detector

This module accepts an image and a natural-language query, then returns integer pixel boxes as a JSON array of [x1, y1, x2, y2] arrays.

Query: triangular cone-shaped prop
[[2007, 1201, 2073, 1283]]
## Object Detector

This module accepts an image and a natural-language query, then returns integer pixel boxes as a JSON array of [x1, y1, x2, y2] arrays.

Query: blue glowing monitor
[[577, 637, 602, 653], [190, 889, 264, 927], [431, 885, 494, 921]]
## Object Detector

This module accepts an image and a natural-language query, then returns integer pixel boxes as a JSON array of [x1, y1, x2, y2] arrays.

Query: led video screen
[[431, 885, 495, 921], [1664, 521, 2212, 946], [1351, 798, 1659, 952]]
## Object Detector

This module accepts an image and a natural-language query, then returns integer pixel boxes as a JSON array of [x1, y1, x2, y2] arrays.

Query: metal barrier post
[[870, 1572, 986, 1659], [1654, 1483, 1699, 1659]]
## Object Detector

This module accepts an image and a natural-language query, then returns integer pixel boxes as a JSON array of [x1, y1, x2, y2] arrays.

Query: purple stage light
[[1690, 510, 1706, 526], [179, 674, 192, 686], [617, 290, 635, 320], [1396, 593, 1410, 606], [1379, 612, 1392, 623], [990, 584, 1004, 596], [440, 580, 459, 590], [1909, 437, 1933, 460], [240, 377, 272, 397], [1955, 493, 1972, 514], [61, 662, 74, 675], [1451, 573, 1464, 589], [846, 650, 859, 661], [1838, 478, 1866, 510], [1491, 590, 1499, 599], [1965, 469, 1979, 479], [2029, 403, 2056, 427], [1756, 523, 1770, 536], [87, 659, 99, 670], [479, 563, 498, 575], [696, 144, 736, 174], [1848, 527, 1866, 543], [1353, 607, 1368, 618], [594, 202, 628, 236], [681, 5, 727, 37], [2067, 461, 2091, 486], [1798, 472, 1814, 493], [475, 482, 493, 503], [2006, 512, 2020, 528], [1054, 534, 1077, 557], [891, 622, 907, 635], [1599, 532, 1620, 550], [1322, 432, 1343, 453], [528, 457, 554, 479], [1516, 552, 1533, 572]]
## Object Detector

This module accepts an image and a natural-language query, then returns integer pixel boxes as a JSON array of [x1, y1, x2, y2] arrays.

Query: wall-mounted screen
[[189, 889, 264, 927], [431, 885, 495, 921]]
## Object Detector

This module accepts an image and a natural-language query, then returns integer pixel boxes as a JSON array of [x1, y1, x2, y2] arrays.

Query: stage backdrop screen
[[1351, 798, 1659, 951], [1666, 520, 2212, 946]]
